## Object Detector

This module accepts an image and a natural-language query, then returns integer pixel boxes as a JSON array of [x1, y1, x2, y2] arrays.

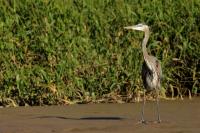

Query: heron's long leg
[[141, 89, 146, 123], [156, 89, 161, 123]]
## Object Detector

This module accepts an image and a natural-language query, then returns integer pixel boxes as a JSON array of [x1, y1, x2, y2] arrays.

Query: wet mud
[[0, 98, 200, 133]]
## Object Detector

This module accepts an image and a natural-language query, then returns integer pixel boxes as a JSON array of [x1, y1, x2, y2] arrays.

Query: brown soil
[[0, 98, 200, 133]]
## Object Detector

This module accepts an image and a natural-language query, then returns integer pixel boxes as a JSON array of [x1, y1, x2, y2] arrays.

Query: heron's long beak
[[124, 26, 135, 30], [124, 25, 143, 31]]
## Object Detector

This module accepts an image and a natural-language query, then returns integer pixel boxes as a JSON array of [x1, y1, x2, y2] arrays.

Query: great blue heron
[[124, 24, 162, 124]]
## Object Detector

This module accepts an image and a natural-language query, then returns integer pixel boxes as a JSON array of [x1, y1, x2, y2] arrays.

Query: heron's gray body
[[142, 56, 162, 91]]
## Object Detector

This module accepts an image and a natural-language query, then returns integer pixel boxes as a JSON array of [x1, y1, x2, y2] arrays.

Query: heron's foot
[[152, 119, 161, 124], [138, 120, 148, 124], [157, 116, 161, 123], [157, 119, 161, 123], [142, 120, 147, 124]]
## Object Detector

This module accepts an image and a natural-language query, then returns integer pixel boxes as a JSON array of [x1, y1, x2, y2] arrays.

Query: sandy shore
[[0, 98, 199, 133]]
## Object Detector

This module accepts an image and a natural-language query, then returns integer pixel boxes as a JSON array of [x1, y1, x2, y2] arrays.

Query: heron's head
[[124, 23, 149, 32]]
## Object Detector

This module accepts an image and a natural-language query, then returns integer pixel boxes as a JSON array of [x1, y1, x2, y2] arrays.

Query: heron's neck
[[142, 30, 150, 57], [142, 30, 152, 70]]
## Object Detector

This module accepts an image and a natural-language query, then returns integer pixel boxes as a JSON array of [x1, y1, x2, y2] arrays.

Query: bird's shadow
[[34, 116, 125, 121], [33, 116, 167, 125]]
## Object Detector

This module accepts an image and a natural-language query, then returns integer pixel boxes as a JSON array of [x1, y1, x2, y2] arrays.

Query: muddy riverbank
[[0, 98, 199, 133]]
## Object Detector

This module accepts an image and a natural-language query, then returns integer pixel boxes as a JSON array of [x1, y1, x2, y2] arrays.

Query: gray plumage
[[124, 24, 162, 124], [142, 56, 162, 91]]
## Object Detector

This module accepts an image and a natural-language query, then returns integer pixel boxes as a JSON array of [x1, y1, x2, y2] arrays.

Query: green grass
[[0, 0, 199, 106]]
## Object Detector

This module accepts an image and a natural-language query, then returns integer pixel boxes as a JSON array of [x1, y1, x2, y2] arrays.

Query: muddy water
[[0, 98, 200, 133]]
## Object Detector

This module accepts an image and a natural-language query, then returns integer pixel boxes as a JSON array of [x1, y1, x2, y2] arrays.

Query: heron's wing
[[155, 60, 162, 83]]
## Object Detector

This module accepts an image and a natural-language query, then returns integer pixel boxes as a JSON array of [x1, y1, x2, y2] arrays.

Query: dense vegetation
[[0, 0, 199, 106]]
